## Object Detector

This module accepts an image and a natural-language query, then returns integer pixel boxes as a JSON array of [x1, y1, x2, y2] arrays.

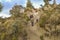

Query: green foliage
[[0, 0, 60, 40], [0, 4, 29, 40], [39, 3, 60, 40]]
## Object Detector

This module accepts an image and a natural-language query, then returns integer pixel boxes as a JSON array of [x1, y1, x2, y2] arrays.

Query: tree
[[3, 4, 30, 40], [26, 0, 34, 9], [0, 2, 3, 12], [43, 0, 51, 5], [10, 4, 24, 18], [39, 2, 60, 40]]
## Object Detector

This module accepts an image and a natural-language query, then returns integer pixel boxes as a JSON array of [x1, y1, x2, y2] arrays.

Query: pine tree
[[0, 2, 3, 12], [43, 0, 51, 5], [26, 0, 34, 9], [53, 0, 56, 4], [53, 0, 57, 7]]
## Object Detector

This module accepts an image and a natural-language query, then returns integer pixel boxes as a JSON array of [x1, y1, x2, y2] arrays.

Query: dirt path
[[26, 23, 45, 40]]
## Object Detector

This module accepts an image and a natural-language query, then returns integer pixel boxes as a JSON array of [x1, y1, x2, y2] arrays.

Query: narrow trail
[[26, 23, 45, 40]]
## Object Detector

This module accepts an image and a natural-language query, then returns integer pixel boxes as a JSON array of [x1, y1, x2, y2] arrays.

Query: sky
[[0, 0, 60, 18]]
